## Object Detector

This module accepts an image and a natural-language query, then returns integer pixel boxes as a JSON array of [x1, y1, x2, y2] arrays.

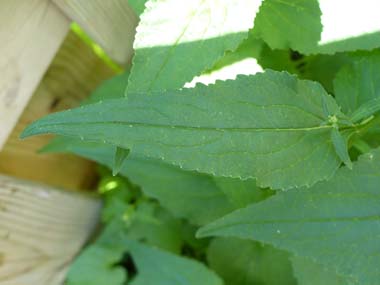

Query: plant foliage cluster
[[22, 0, 380, 284]]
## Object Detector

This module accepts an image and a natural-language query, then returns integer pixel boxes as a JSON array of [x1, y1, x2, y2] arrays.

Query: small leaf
[[127, 240, 223, 285], [66, 221, 128, 285], [330, 128, 353, 169], [198, 148, 380, 285], [113, 147, 130, 176]]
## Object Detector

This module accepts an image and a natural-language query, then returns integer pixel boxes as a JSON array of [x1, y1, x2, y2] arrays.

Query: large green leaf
[[334, 55, 380, 115], [291, 256, 355, 285], [43, 138, 234, 225], [23, 70, 348, 190], [198, 148, 380, 285], [253, 0, 322, 52], [127, 240, 223, 285], [127, 0, 262, 93], [207, 237, 296, 285]]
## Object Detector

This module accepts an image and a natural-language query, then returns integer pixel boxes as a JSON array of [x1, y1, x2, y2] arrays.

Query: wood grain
[[0, 0, 70, 149], [54, 0, 138, 65], [0, 174, 101, 285], [0, 31, 115, 191]]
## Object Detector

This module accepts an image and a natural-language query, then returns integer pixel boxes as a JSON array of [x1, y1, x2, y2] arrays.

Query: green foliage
[[253, 0, 322, 52], [198, 149, 380, 285], [22, 1, 380, 284]]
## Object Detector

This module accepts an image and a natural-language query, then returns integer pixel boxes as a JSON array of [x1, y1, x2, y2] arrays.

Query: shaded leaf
[[291, 256, 355, 285], [253, 0, 322, 52], [198, 148, 380, 285], [207, 237, 296, 285], [127, 240, 223, 285], [43, 138, 234, 225]]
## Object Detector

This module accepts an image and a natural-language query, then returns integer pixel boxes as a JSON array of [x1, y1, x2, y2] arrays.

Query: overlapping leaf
[[253, 0, 322, 52], [127, 240, 223, 285], [127, 0, 262, 93], [198, 148, 380, 285], [23, 70, 347, 190], [43, 138, 234, 225], [291, 256, 355, 285], [207, 237, 296, 285], [334, 55, 380, 115]]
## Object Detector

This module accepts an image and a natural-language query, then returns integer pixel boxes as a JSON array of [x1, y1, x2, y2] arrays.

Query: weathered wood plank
[[0, 31, 115, 191], [0, 0, 70, 150], [53, 0, 138, 65], [0, 174, 101, 285]]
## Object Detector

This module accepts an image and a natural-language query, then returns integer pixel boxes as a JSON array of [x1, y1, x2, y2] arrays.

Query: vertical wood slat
[[0, 0, 70, 150], [0, 175, 102, 285], [0, 31, 115, 191], [54, 0, 138, 65]]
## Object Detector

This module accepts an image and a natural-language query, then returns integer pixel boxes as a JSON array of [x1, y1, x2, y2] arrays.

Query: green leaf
[[66, 221, 128, 285], [113, 147, 130, 176], [126, 200, 184, 253], [213, 177, 272, 208], [127, 0, 262, 93], [330, 128, 352, 169], [253, 0, 322, 52], [127, 240, 223, 285], [23, 70, 346, 190], [207, 237, 297, 285], [334, 56, 380, 115], [198, 148, 380, 285], [43, 138, 234, 225], [291, 256, 356, 285], [128, 0, 148, 16]]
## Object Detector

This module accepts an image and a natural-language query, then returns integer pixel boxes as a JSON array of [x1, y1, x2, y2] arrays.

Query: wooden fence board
[[0, 0, 70, 150], [0, 175, 101, 285], [54, 0, 138, 64], [0, 31, 115, 191]]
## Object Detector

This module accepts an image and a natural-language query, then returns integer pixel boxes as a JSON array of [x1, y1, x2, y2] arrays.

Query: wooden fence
[[0, 1, 137, 284]]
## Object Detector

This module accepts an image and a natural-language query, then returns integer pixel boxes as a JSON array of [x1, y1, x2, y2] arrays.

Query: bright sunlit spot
[[185, 58, 263, 88], [319, 0, 380, 44], [134, 0, 262, 49]]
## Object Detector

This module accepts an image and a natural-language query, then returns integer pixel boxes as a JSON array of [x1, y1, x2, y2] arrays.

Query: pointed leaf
[[113, 147, 130, 176], [127, 0, 262, 93], [334, 55, 380, 115], [22, 70, 346, 190], [127, 240, 223, 285], [330, 128, 352, 169], [43, 137, 234, 225], [214, 177, 272, 209], [198, 148, 380, 285]]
